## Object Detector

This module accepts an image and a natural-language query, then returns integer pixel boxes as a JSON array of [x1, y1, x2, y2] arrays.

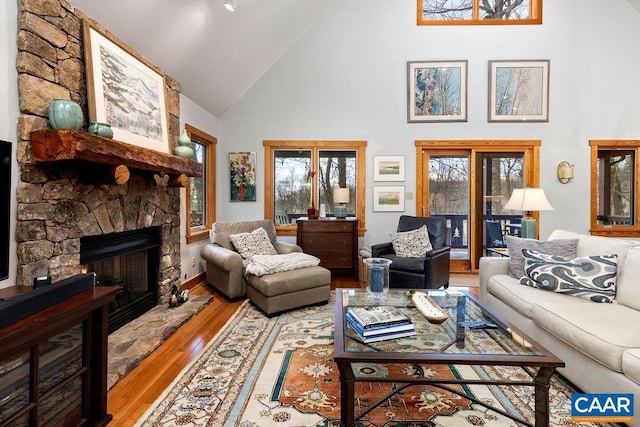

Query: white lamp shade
[[504, 188, 553, 212], [333, 188, 350, 204]]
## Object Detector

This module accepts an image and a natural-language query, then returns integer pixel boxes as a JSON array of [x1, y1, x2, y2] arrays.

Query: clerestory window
[[418, 0, 542, 25]]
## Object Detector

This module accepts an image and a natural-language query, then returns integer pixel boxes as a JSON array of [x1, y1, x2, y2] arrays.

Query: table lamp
[[333, 188, 349, 218], [504, 188, 553, 238]]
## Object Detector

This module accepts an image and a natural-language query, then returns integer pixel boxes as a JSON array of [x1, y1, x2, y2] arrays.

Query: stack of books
[[346, 306, 416, 343]]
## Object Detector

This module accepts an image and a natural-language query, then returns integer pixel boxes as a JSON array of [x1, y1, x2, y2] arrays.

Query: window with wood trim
[[263, 140, 367, 236], [590, 140, 640, 237], [185, 124, 216, 244], [417, 0, 542, 25]]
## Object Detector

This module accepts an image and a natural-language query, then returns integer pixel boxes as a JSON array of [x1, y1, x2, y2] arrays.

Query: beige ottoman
[[246, 265, 331, 315]]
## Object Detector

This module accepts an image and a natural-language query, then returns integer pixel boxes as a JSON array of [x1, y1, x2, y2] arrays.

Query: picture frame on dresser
[[488, 60, 550, 122], [83, 18, 170, 153], [373, 186, 405, 212]]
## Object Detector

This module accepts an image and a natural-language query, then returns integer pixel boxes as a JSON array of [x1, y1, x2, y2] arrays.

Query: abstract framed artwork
[[230, 152, 256, 202], [373, 186, 405, 212], [488, 60, 550, 122], [407, 60, 467, 123], [374, 155, 405, 182], [83, 19, 169, 153]]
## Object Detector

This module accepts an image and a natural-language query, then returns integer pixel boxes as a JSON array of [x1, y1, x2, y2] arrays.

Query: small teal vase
[[87, 122, 114, 138], [48, 99, 83, 130], [174, 129, 194, 159]]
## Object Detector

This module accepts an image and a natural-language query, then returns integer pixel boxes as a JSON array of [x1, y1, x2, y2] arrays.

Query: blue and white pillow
[[519, 249, 618, 303], [391, 225, 432, 257]]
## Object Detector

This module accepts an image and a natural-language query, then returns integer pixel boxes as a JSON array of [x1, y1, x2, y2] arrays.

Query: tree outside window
[[185, 125, 216, 244], [418, 0, 541, 24]]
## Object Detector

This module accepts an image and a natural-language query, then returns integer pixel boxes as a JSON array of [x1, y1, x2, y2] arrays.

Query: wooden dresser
[[297, 218, 359, 278]]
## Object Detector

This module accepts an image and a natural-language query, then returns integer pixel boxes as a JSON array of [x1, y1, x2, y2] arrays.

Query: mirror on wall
[[1, 140, 10, 280]]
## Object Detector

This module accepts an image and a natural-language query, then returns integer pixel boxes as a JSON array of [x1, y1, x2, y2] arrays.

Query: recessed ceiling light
[[223, 0, 236, 12]]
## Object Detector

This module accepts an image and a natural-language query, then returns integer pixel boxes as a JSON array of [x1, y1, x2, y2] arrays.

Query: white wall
[[179, 95, 220, 281], [0, 0, 18, 289], [219, 0, 640, 248]]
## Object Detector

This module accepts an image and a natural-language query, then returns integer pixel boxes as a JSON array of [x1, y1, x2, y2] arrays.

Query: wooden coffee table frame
[[333, 289, 564, 427]]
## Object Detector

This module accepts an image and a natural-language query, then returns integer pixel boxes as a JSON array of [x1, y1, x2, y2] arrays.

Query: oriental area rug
[[135, 296, 613, 427]]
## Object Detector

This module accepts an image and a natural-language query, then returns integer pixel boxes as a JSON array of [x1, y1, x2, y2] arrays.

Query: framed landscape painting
[[374, 155, 405, 182], [373, 186, 405, 212], [230, 152, 256, 202], [83, 19, 169, 153], [488, 60, 550, 122], [408, 60, 467, 123]]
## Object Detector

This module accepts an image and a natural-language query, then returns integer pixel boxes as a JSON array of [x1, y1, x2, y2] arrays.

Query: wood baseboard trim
[[181, 272, 206, 290]]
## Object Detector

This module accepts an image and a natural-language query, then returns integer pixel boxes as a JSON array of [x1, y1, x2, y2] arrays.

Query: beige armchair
[[200, 219, 331, 315]]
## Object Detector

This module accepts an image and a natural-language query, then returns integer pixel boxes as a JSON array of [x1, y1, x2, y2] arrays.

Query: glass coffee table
[[334, 288, 564, 427]]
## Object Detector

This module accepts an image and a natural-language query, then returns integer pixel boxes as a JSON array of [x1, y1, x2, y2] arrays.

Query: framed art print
[[83, 19, 169, 153], [408, 60, 467, 123], [374, 155, 405, 182], [373, 186, 405, 212], [230, 152, 256, 201], [488, 60, 550, 122]]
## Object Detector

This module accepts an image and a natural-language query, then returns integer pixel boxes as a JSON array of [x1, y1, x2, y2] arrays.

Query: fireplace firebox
[[80, 227, 161, 333]]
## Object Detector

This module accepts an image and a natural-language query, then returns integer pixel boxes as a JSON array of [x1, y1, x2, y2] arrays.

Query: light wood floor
[[107, 273, 479, 426]]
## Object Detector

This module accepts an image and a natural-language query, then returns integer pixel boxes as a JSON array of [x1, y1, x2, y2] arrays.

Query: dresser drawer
[[298, 220, 356, 233], [300, 233, 353, 249]]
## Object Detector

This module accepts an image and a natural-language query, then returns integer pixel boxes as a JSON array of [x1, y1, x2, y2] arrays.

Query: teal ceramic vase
[[47, 99, 83, 130], [87, 122, 114, 138], [174, 129, 194, 159]]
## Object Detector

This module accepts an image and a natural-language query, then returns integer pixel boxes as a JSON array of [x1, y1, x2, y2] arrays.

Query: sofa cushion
[[616, 247, 640, 311], [532, 300, 640, 372], [506, 236, 578, 279], [548, 229, 638, 264], [487, 274, 575, 319], [391, 225, 432, 257], [211, 220, 277, 250], [622, 349, 640, 386], [519, 250, 617, 303], [229, 227, 278, 259]]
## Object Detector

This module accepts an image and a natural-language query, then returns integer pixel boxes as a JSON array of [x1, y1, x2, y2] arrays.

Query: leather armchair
[[371, 215, 450, 289]]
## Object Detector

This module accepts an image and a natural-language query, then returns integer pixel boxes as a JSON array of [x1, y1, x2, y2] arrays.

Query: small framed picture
[[374, 155, 405, 182], [407, 60, 468, 123], [373, 186, 405, 212], [229, 152, 256, 202], [488, 60, 550, 122]]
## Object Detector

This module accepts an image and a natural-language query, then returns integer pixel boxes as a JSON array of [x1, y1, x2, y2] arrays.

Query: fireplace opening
[[80, 227, 161, 333]]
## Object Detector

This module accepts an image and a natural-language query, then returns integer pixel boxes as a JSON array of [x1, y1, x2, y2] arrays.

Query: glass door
[[416, 141, 540, 273], [427, 153, 471, 272]]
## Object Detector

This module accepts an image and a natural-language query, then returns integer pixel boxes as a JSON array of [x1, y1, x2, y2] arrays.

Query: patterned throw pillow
[[229, 227, 278, 259], [506, 236, 579, 279], [519, 249, 618, 303], [391, 225, 432, 258]]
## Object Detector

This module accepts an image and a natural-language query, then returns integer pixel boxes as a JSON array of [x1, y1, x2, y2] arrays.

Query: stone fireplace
[[14, 0, 194, 315]]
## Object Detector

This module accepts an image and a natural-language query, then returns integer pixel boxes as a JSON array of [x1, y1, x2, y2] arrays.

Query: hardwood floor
[[107, 273, 479, 426]]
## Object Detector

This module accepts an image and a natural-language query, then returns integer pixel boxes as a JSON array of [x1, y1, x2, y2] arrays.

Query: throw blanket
[[245, 253, 320, 276]]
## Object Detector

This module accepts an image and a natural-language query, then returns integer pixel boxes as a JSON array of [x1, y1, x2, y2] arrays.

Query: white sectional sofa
[[479, 229, 640, 426]]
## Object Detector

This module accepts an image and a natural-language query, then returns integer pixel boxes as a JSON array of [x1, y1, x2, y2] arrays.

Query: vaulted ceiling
[[68, 0, 638, 119], [69, 0, 336, 117]]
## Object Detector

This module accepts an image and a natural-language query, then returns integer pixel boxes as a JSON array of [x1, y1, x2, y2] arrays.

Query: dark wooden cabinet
[[0, 286, 118, 427], [297, 219, 359, 277]]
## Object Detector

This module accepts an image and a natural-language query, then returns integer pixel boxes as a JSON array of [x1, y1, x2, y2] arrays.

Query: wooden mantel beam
[[30, 129, 202, 177]]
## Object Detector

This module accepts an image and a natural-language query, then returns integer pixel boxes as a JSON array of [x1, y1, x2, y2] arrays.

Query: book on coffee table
[[346, 319, 416, 343], [346, 313, 415, 336], [346, 306, 412, 329]]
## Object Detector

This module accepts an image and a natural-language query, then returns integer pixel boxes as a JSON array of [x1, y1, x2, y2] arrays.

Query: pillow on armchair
[[229, 227, 278, 259], [391, 225, 432, 257]]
